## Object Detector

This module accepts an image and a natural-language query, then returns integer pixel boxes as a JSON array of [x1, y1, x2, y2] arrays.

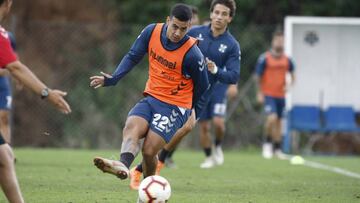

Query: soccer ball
[[138, 175, 171, 203]]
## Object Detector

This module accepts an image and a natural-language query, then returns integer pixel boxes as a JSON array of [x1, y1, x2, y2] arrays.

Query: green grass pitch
[[3, 148, 360, 202]]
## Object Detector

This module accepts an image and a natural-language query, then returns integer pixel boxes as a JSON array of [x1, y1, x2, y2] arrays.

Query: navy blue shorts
[[264, 95, 285, 118], [128, 96, 191, 143], [199, 83, 228, 121], [0, 77, 11, 110], [0, 134, 5, 145]]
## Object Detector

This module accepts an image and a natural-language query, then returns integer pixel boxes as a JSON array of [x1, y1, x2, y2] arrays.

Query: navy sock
[[274, 142, 281, 150], [204, 148, 212, 157], [158, 149, 170, 163], [265, 135, 272, 143], [120, 152, 134, 169], [215, 139, 222, 147], [136, 163, 143, 172], [167, 148, 176, 158]]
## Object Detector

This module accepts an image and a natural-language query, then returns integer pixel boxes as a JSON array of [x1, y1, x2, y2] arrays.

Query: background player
[[163, 2, 239, 169], [192, 0, 240, 169], [255, 30, 295, 159], [90, 3, 209, 181], [0, 31, 19, 145], [0, 0, 72, 202]]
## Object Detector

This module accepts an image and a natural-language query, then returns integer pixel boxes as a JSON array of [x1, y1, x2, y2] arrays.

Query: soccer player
[[255, 31, 295, 159], [129, 0, 240, 190], [163, 0, 240, 170], [163, 5, 201, 169], [0, 0, 72, 202], [90, 4, 209, 180], [0, 32, 18, 145], [191, 0, 240, 169]]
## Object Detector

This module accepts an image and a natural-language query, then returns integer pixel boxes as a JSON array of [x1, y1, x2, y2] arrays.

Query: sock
[[204, 147, 212, 157], [135, 163, 143, 172], [158, 149, 170, 163], [274, 142, 281, 150], [215, 139, 222, 147], [120, 152, 135, 169], [167, 148, 176, 158], [265, 135, 272, 143]]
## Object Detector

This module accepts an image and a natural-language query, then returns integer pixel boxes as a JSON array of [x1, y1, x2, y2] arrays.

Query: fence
[[9, 20, 277, 149]]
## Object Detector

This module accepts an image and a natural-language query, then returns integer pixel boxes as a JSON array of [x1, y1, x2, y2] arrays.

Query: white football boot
[[213, 146, 224, 165], [93, 157, 130, 179], [200, 156, 216, 169], [274, 149, 288, 160], [262, 143, 273, 159]]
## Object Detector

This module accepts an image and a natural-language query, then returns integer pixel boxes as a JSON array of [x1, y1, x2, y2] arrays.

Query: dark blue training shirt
[[188, 24, 241, 86], [103, 23, 209, 111]]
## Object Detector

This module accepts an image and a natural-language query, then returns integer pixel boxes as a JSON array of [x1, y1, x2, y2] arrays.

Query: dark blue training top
[[188, 25, 241, 86], [103, 23, 209, 112]]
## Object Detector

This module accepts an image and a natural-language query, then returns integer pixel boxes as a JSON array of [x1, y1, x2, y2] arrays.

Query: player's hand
[[227, 84, 238, 100], [47, 89, 72, 114], [257, 92, 264, 104], [89, 71, 112, 89], [206, 57, 218, 74]]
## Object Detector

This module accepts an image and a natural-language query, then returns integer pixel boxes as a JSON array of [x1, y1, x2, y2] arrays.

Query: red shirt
[[0, 26, 17, 68]]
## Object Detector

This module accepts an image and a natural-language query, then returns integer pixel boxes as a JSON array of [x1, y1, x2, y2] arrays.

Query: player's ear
[[166, 16, 170, 24]]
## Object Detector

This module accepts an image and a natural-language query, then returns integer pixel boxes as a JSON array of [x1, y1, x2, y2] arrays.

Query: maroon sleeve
[[0, 33, 17, 68]]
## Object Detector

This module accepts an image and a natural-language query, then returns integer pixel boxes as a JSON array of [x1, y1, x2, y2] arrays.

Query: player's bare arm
[[5, 61, 71, 114]]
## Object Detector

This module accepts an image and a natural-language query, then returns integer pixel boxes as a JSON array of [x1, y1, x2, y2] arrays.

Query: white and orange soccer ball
[[138, 175, 171, 203]]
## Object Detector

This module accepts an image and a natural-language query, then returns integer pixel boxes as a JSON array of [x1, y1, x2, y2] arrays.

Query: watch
[[41, 88, 49, 99]]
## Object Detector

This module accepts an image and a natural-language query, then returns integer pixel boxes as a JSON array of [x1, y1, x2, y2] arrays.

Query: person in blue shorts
[[129, 0, 241, 190], [255, 31, 295, 159], [1, 1, 72, 202], [0, 31, 15, 145], [190, 0, 240, 169], [90, 3, 210, 181]]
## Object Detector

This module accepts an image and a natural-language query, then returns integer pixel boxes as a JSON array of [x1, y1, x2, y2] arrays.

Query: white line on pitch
[[285, 155, 360, 179], [303, 159, 360, 179]]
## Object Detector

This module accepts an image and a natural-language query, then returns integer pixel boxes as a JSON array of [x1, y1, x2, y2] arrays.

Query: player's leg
[[199, 120, 215, 168], [0, 137, 24, 203], [0, 110, 11, 144], [212, 116, 225, 165], [94, 98, 151, 179], [142, 97, 191, 177], [262, 96, 277, 159], [211, 96, 227, 165], [164, 148, 177, 168], [273, 98, 287, 159], [130, 109, 195, 190], [142, 130, 167, 177], [0, 90, 12, 144], [161, 109, 196, 168]]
